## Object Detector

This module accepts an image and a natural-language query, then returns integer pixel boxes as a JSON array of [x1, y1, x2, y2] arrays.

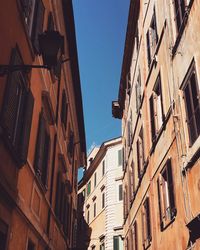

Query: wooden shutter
[[145, 198, 151, 241], [31, 0, 45, 53], [55, 172, 61, 217], [167, 160, 175, 214], [61, 91, 68, 128], [130, 161, 135, 197], [136, 140, 141, 178], [68, 131, 74, 158], [146, 30, 151, 67], [157, 178, 163, 228], [20, 90, 34, 164], [34, 111, 46, 175], [150, 95, 156, 140], [41, 131, 50, 186], [60, 182, 65, 223]]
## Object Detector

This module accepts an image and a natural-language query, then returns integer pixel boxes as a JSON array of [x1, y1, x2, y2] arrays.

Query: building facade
[[0, 1, 86, 250], [113, 0, 200, 249], [78, 137, 124, 250]]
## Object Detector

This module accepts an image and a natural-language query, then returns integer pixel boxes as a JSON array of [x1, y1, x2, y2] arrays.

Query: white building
[[78, 137, 124, 250]]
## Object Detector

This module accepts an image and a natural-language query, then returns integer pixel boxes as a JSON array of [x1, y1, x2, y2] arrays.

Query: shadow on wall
[[76, 193, 92, 250]]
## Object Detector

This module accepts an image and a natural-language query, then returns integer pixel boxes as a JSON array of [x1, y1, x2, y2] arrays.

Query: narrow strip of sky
[[72, 0, 130, 155]]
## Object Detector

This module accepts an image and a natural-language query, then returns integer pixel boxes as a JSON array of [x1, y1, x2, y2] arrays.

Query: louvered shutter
[[167, 160, 176, 215], [55, 172, 61, 217], [60, 182, 65, 223], [146, 30, 151, 67], [157, 178, 164, 228], [145, 198, 151, 241], [20, 90, 34, 164], [130, 161, 135, 196], [1, 49, 22, 142], [61, 91, 67, 129], [34, 111, 46, 175], [68, 131, 74, 158], [41, 131, 50, 186], [150, 95, 156, 140], [31, 0, 45, 53]]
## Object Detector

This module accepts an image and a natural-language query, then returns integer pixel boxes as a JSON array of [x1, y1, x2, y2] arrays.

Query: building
[[0, 1, 86, 249], [78, 137, 124, 250], [113, 0, 200, 249]]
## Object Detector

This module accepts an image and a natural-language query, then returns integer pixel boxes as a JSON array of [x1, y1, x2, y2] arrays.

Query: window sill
[[160, 210, 176, 232]]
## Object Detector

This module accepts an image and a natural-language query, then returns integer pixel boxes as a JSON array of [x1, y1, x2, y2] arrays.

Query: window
[[94, 172, 97, 187], [87, 181, 91, 196], [102, 160, 105, 176], [102, 192, 105, 209], [87, 210, 90, 224], [149, 74, 164, 141], [129, 161, 135, 203], [174, 0, 186, 33], [118, 149, 122, 166], [132, 222, 138, 250], [146, 8, 158, 67], [157, 159, 176, 229], [100, 242, 105, 250], [137, 127, 145, 179], [0, 48, 34, 167], [119, 184, 123, 201], [94, 203, 96, 217], [34, 110, 50, 187], [183, 64, 200, 145], [82, 189, 86, 201], [68, 130, 74, 160], [142, 197, 151, 249], [113, 235, 123, 250], [123, 185, 128, 220], [0, 219, 8, 250], [135, 71, 142, 113], [27, 239, 35, 250], [61, 90, 68, 130], [20, 0, 45, 53]]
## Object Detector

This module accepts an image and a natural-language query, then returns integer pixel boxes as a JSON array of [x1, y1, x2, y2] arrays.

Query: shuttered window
[[87, 181, 91, 196], [142, 197, 152, 249], [68, 131, 74, 159], [183, 65, 200, 145], [1, 48, 34, 167], [119, 184, 123, 201], [137, 127, 145, 179], [118, 149, 122, 166], [102, 192, 105, 209], [174, 0, 186, 32], [132, 221, 138, 250], [136, 71, 142, 113], [34, 110, 50, 187], [20, 0, 45, 54], [61, 90, 68, 130], [157, 159, 176, 229], [129, 161, 135, 201], [146, 7, 158, 67], [149, 74, 164, 142]]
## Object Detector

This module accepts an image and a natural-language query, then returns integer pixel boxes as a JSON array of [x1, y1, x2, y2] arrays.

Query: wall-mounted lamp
[[0, 30, 69, 76]]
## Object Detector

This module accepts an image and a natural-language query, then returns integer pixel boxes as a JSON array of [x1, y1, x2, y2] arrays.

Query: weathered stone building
[[0, 1, 86, 249], [113, 0, 200, 249]]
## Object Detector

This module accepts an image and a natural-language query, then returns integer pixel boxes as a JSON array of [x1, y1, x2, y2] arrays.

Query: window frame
[[142, 197, 152, 249], [182, 62, 200, 146], [157, 159, 176, 230]]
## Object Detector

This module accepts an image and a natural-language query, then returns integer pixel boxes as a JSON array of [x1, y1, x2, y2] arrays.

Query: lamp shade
[[39, 31, 64, 68]]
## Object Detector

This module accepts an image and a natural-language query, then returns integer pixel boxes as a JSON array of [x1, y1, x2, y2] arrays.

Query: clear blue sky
[[72, 0, 130, 156]]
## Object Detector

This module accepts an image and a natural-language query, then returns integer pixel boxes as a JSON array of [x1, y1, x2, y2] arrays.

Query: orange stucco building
[[0, 1, 86, 249], [113, 0, 200, 249]]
